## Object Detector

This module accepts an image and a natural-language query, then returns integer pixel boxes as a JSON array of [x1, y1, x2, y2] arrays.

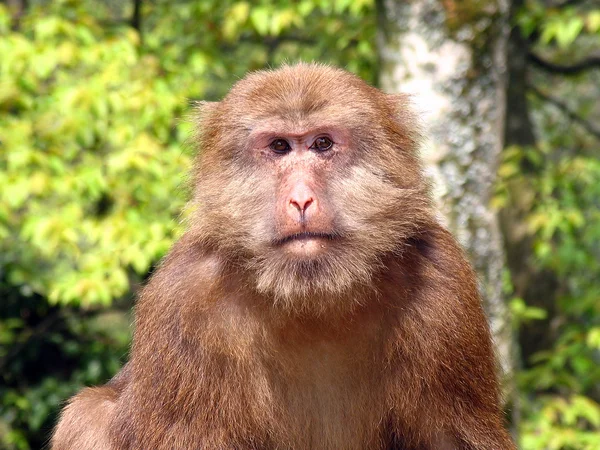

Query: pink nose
[[288, 182, 316, 219]]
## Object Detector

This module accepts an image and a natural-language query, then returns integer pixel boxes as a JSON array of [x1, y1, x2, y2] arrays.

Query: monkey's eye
[[311, 136, 333, 152], [269, 139, 291, 154]]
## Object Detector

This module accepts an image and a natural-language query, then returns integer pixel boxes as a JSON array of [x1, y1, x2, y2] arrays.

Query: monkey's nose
[[289, 197, 314, 213], [288, 182, 316, 220]]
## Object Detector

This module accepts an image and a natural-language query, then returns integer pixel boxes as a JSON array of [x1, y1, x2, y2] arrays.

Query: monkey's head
[[192, 63, 431, 313]]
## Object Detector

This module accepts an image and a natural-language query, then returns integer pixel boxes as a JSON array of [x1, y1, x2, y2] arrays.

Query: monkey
[[52, 63, 515, 450]]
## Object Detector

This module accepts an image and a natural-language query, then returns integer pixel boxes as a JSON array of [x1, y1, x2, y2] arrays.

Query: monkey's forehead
[[223, 63, 383, 120]]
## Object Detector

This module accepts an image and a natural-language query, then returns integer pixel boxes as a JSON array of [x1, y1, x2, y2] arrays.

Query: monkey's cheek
[[283, 239, 329, 257]]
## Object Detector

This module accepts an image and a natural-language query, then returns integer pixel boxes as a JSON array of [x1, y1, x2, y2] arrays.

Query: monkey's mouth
[[274, 231, 339, 247]]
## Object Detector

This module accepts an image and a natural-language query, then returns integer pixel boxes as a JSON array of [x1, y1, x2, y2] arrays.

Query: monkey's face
[[193, 64, 430, 311], [248, 124, 347, 259]]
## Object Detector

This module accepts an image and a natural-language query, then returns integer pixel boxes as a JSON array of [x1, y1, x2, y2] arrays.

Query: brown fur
[[52, 63, 515, 449]]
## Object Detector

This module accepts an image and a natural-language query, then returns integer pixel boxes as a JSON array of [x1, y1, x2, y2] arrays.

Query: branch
[[529, 86, 600, 139], [529, 52, 600, 75], [131, 0, 143, 34], [551, 0, 586, 8]]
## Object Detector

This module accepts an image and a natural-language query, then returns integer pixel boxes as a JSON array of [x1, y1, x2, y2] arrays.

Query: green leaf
[[556, 17, 584, 48], [587, 11, 600, 33], [587, 328, 600, 349], [250, 7, 271, 36]]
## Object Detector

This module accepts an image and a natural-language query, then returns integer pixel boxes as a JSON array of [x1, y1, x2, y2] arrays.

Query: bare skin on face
[[259, 128, 346, 257], [52, 63, 515, 450]]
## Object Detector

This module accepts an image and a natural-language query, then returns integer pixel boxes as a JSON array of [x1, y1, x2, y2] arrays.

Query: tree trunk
[[501, 0, 559, 385], [376, 0, 514, 394]]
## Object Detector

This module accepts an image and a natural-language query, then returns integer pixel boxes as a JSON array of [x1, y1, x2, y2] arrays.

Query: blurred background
[[0, 0, 599, 448]]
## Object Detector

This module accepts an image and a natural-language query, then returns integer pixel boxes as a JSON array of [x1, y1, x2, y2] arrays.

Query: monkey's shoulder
[[404, 224, 476, 282], [383, 223, 482, 314], [138, 235, 225, 306]]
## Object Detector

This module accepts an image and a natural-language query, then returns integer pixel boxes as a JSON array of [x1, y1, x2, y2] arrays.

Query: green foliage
[[0, 5, 190, 309], [521, 395, 600, 450], [500, 1, 600, 445], [499, 146, 600, 448], [510, 297, 547, 326], [0, 0, 376, 447], [517, 1, 600, 47], [520, 156, 600, 449]]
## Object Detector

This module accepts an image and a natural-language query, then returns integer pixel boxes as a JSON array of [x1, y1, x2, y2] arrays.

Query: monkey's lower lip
[[275, 232, 338, 246]]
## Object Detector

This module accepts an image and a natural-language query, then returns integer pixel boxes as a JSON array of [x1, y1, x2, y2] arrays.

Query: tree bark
[[376, 0, 514, 392]]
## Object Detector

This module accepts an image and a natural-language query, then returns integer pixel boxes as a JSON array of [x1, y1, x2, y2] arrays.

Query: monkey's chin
[[251, 235, 376, 312], [283, 237, 329, 257]]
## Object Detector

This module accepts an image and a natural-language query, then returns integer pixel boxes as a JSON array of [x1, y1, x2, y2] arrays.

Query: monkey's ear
[[384, 93, 422, 146], [187, 102, 221, 147]]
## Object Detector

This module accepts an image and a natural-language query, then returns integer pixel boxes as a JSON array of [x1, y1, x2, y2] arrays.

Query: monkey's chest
[[243, 355, 387, 450], [285, 381, 383, 448]]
